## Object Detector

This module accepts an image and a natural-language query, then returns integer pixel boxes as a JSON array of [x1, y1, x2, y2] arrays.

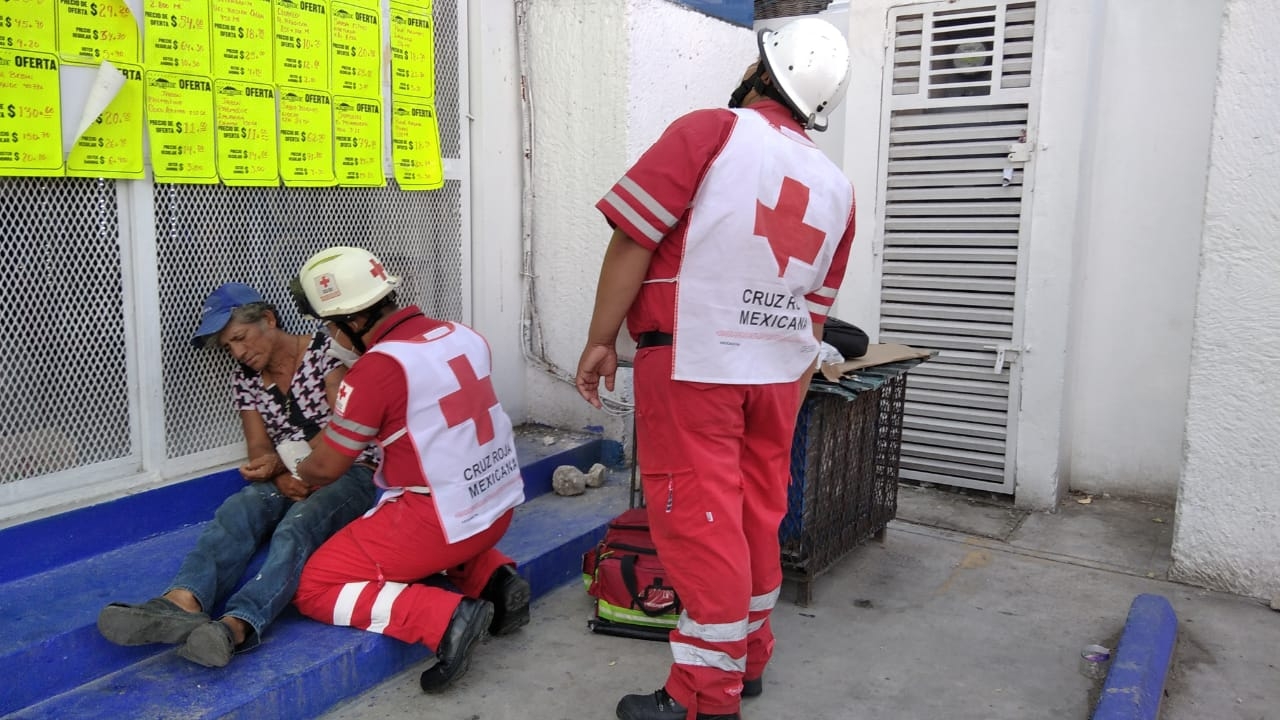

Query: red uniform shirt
[[596, 98, 856, 338]]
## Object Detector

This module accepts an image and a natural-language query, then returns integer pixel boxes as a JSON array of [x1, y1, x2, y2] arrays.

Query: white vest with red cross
[[368, 323, 525, 543], [673, 108, 853, 384]]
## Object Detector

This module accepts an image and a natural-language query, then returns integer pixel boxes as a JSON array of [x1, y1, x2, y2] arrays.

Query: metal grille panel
[[0, 178, 132, 485], [156, 180, 465, 460], [434, 0, 462, 158]]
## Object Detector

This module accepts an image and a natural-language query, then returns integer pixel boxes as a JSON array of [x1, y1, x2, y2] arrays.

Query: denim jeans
[[167, 464, 376, 644]]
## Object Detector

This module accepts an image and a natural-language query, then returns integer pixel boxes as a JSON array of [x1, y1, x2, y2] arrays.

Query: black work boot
[[419, 597, 494, 694], [482, 564, 531, 635], [616, 688, 741, 720]]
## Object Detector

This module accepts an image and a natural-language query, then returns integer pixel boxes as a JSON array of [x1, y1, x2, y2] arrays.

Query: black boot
[[616, 688, 741, 720], [482, 564, 530, 635], [419, 597, 494, 694]]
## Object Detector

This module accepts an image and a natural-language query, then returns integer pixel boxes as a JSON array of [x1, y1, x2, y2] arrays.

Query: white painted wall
[[516, 0, 752, 441], [1063, 0, 1223, 502], [1171, 0, 1280, 601]]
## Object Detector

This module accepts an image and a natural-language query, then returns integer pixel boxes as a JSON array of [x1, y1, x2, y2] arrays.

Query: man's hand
[[273, 473, 313, 501], [576, 343, 619, 409], [241, 453, 285, 482]]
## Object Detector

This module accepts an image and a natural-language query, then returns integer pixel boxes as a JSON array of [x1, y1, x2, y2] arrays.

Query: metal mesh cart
[[780, 358, 930, 605]]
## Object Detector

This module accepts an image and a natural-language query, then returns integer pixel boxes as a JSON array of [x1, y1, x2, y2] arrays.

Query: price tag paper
[[278, 86, 334, 186], [391, 99, 441, 190], [330, 1, 378, 97], [333, 95, 381, 186], [211, 0, 272, 82], [389, 1, 432, 100], [144, 0, 212, 76], [57, 0, 141, 63], [273, 0, 328, 89], [214, 80, 278, 185], [67, 61, 145, 178], [146, 70, 217, 182], [1, 0, 58, 55], [0, 50, 62, 175]]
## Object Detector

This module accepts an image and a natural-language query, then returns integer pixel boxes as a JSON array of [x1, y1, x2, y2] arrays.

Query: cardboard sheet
[[819, 343, 933, 382]]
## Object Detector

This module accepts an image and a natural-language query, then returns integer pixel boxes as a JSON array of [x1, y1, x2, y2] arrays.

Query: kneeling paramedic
[[286, 246, 530, 693]]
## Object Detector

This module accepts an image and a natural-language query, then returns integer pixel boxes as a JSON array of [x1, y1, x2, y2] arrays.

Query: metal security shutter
[[875, 1, 1042, 493]]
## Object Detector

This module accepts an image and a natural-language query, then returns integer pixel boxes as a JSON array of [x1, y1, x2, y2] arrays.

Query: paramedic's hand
[[575, 343, 617, 409], [273, 473, 313, 501], [241, 453, 285, 482]]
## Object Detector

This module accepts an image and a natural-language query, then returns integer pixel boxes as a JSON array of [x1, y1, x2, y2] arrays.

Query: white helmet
[[759, 17, 851, 132], [293, 246, 400, 319]]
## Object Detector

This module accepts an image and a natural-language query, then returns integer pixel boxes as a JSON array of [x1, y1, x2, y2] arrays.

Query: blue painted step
[[0, 425, 626, 719]]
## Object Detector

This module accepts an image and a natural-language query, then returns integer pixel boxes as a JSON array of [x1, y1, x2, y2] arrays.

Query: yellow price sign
[[389, 1, 433, 100], [278, 86, 334, 186], [330, 2, 378, 97], [390, 99, 441, 190], [274, 0, 328, 89], [57, 0, 141, 63], [211, 0, 272, 82], [1, 0, 57, 54], [144, 0, 213, 76], [0, 50, 62, 176], [146, 70, 217, 182], [214, 80, 278, 185], [333, 95, 382, 187], [67, 62, 146, 178]]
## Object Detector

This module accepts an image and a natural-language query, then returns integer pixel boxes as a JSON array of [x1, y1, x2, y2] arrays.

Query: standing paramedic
[[283, 246, 531, 693], [574, 18, 855, 720]]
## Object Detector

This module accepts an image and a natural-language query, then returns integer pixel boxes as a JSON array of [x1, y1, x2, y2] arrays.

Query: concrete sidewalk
[[320, 490, 1278, 720]]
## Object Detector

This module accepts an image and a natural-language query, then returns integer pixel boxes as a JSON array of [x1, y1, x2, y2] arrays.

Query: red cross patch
[[439, 355, 499, 445], [754, 176, 827, 277]]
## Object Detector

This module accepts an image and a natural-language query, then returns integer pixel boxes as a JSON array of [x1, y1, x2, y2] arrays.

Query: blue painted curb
[[1092, 593, 1178, 720]]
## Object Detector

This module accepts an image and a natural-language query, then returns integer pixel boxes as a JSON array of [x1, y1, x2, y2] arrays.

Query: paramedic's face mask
[[323, 321, 362, 367]]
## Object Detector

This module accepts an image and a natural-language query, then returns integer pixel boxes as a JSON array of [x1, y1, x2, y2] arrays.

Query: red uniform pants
[[634, 346, 803, 717], [294, 491, 513, 651]]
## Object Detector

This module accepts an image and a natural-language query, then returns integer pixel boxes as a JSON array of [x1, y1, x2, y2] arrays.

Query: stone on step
[[552, 465, 587, 496]]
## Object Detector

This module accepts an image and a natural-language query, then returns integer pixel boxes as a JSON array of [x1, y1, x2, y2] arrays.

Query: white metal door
[[875, 0, 1044, 494]]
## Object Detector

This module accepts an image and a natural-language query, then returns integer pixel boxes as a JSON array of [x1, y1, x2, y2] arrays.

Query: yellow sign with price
[[1, 0, 57, 55], [389, 0, 432, 100], [391, 100, 441, 190], [330, 1, 379, 97], [144, 0, 213, 76], [278, 86, 334, 186], [274, 0, 328, 89], [0, 49, 62, 176], [56, 0, 141, 63], [67, 61, 146, 178], [214, 80, 278, 185], [334, 95, 382, 186], [146, 70, 217, 182], [211, 0, 272, 82]]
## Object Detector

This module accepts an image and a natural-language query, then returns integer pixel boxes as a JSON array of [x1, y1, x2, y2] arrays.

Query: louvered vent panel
[[890, 2, 1037, 103], [878, 92, 1032, 492]]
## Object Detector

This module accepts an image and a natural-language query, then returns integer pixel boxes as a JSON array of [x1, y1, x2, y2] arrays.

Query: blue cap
[[192, 283, 265, 347]]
